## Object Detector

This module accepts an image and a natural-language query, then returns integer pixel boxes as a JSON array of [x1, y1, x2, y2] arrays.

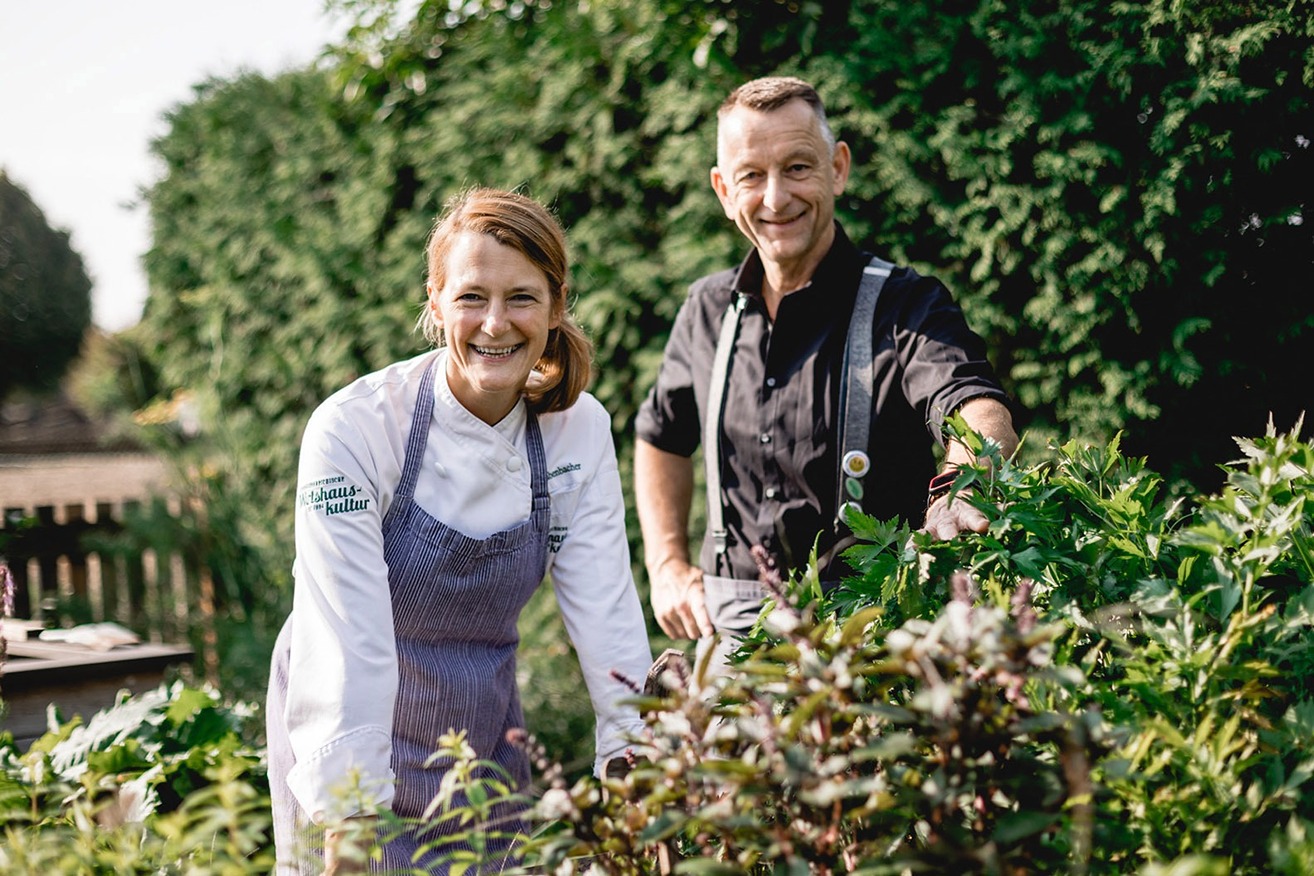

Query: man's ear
[[831, 141, 852, 195], [710, 166, 735, 219]]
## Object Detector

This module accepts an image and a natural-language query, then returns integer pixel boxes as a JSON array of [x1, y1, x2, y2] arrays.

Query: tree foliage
[[0, 172, 92, 401], [129, 0, 1314, 760], [831, 0, 1313, 488]]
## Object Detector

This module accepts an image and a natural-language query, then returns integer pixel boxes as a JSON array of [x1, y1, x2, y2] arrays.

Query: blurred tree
[[0, 171, 93, 401]]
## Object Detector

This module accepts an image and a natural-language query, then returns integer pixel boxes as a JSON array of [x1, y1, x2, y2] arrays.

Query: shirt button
[[764, 487, 778, 499], [507, 456, 523, 472], [760, 433, 772, 444], [765, 377, 777, 388]]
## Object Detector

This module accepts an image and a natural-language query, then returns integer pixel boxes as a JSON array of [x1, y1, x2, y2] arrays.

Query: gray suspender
[[704, 257, 893, 559], [836, 258, 893, 523], [705, 294, 744, 556]]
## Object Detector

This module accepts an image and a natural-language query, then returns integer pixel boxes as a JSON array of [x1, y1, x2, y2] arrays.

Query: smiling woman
[[420, 189, 595, 424], [265, 188, 653, 874], [427, 231, 560, 424]]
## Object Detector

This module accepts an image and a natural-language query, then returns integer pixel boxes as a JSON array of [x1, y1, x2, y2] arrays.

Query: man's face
[[711, 99, 851, 285]]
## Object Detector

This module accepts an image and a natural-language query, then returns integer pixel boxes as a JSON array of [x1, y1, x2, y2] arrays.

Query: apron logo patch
[[298, 476, 371, 516]]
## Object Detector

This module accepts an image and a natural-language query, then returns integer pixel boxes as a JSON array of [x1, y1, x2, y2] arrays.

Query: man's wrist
[[647, 555, 687, 577]]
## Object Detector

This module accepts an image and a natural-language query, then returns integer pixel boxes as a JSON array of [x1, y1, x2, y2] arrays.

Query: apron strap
[[394, 353, 440, 505], [525, 410, 549, 512]]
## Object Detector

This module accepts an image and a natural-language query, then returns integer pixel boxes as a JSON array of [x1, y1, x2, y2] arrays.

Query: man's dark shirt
[[635, 223, 1011, 583]]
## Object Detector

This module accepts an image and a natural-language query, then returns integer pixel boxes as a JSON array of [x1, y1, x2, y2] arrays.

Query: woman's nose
[[482, 302, 508, 335]]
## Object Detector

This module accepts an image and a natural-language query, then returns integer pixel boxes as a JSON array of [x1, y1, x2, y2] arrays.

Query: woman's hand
[[323, 816, 377, 875]]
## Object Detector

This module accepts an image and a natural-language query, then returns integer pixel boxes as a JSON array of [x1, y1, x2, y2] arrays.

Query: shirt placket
[[755, 314, 781, 550]]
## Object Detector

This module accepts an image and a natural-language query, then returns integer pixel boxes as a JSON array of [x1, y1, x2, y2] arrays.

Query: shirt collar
[[730, 222, 865, 303], [432, 348, 527, 445]]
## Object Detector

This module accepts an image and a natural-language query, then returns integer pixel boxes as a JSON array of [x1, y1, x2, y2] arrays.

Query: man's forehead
[[718, 130, 826, 169], [717, 103, 826, 159]]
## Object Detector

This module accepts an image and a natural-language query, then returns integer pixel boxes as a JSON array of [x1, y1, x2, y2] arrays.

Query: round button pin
[[841, 450, 870, 479]]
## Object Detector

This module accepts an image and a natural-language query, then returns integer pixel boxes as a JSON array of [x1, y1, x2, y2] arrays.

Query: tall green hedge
[[119, 0, 1312, 744]]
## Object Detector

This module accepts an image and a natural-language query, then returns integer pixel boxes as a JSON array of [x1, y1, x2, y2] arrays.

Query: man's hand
[[635, 441, 713, 639], [649, 558, 713, 640], [923, 396, 1018, 541], [921, 491, 989, 541]]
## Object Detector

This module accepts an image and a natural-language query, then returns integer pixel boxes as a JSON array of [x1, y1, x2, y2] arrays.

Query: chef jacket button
[[434, 462, 447, 477], [766, 377, 777, 388], [765, 486, 778, 499], [507, 456, 523, 472], [760, 433, 771, 444]]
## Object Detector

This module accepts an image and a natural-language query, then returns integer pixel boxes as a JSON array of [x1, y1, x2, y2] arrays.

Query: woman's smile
[[472, 343, 525, 358]]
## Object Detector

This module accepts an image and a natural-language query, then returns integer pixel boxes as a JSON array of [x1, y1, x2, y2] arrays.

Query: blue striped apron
[[269, 356, 550, 873]]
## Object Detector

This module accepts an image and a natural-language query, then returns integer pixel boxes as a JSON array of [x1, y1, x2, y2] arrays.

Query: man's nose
[[763, 172, 790, 212]]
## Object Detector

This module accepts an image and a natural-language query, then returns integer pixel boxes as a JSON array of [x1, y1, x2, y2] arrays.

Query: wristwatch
[[926, 469, 960, 509]]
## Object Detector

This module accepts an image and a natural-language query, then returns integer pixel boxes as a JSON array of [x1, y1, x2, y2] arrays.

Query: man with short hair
[[634, 75, 1018, 661]]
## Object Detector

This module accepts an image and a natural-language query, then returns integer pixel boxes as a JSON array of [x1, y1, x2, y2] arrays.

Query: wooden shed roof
[[0, 393, 139, 456]]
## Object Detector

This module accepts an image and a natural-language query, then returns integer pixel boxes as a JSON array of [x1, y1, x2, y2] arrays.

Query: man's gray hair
[[718, 76, 836, 151]]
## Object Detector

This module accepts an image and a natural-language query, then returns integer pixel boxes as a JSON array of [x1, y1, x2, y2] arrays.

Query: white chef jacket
[[282, 349, 653, 821]]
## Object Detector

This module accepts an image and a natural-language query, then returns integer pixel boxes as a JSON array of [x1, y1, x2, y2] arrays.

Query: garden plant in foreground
[[0, 421, 1310, 874]]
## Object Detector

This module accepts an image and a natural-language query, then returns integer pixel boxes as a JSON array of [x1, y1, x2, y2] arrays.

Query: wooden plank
[[0, 638, 194, 749], [2, 640, 193, 682], [0, 618, 46, 640]]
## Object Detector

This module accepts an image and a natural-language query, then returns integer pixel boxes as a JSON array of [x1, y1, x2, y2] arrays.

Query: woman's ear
[[425, 283, 443, 326], [550, 284, 565, 330]]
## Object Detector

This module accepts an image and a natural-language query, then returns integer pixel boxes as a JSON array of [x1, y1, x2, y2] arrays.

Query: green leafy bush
[[405, 420, 1313, 875], [0, 682, 272, 874], [1, 423, 1310, 872]]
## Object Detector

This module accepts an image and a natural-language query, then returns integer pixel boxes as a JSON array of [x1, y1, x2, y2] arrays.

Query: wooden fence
[[1, 496, 199, 643]]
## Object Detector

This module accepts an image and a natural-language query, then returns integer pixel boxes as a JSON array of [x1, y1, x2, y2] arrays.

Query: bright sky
[[0, 1, 351, 332]]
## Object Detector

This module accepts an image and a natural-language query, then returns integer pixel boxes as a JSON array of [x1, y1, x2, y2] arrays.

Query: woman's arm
[[282, 403, 399, 822], [546, 400, 654, 772]]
